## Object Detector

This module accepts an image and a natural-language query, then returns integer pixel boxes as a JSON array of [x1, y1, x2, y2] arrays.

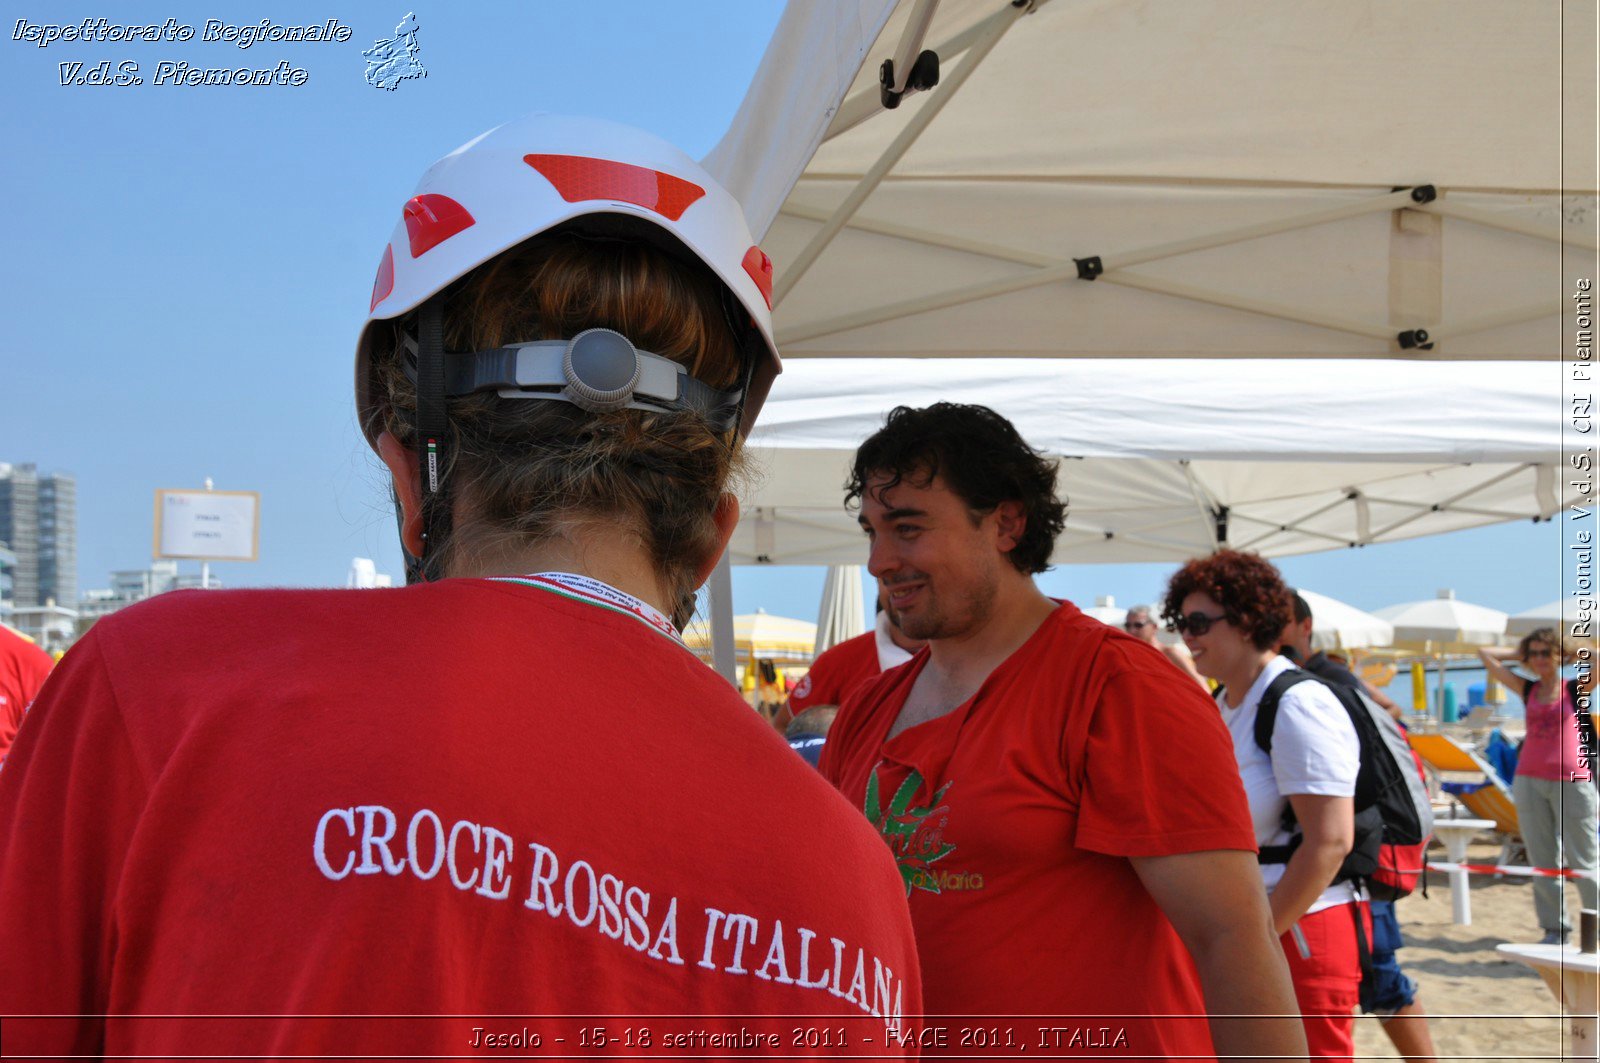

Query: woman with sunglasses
[[1163, 550, 1367, 1062], [1478, 628, 1598, 944]]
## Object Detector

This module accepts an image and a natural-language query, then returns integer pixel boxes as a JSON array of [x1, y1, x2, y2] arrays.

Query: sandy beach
[[1351, 837, 1597, 1061]]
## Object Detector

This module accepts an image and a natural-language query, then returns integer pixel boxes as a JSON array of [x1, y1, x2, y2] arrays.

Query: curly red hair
[[1161, 549, 1293, 651]]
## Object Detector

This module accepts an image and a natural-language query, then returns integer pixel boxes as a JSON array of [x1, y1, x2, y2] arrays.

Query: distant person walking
[[1479, 629, 1598, 944]]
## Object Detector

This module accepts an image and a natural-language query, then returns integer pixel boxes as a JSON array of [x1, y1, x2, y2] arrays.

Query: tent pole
[[1099, 271, 1397, 341], [1103, 189, 1418, 271], [709, 551, 737, 685], [778, 190, 1415, 345], [1236, 494, 1361, 551], [1181, 463, 1224, 551], [779, 261, 1078, 344], [773, 2, 1025, 306], [1366, 465, 1530, 540], [886, 0, 941, 94], [782, 249, 1398, 347], [823, 0, 1055, 142]]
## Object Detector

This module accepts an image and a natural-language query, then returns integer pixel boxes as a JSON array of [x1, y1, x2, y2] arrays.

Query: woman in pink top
[[1479, 628, 1598, 944]]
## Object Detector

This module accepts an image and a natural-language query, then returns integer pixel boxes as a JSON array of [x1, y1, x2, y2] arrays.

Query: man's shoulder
[[812, 630, 877, 671], [1304, 651, 1361, 689], [0, 625, 53, 672]]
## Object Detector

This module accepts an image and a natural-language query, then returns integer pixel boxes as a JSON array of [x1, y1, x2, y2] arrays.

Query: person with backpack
[[1163, 551, 1369, 1061], [1478, 628, 1599, 945], [1282, 593, 1438, 1062]]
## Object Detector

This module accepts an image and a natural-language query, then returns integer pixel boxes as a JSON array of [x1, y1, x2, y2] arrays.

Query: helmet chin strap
[[407, 300, 452, 585]]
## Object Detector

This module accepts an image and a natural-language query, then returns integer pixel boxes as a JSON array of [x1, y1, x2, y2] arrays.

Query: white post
[[201, 477, 214, 589], [708, 551, 737, 686]]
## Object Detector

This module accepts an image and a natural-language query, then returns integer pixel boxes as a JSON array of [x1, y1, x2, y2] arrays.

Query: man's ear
[[694, 493, 742, 587], [991, 499, 1028, 554], [377, 431, 425, 558]]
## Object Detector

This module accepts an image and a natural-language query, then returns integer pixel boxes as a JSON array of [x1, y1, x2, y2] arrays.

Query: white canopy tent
[[727, 357, 1569, 566], [709, 0, 1595, 361], [697, 0, 1595, 681]]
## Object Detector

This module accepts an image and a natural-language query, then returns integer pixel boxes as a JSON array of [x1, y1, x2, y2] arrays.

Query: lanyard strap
[[491, 571, 681, 643]]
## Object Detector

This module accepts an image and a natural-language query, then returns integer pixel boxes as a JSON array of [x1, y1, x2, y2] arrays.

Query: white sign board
[[154, 490, 260, 562]]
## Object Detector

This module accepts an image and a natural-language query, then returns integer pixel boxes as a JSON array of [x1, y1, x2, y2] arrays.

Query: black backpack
[[1246, 668, 1433, 884]]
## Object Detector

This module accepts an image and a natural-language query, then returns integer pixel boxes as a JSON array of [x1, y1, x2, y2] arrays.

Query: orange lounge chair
[[1409, 732, 1521, 862]]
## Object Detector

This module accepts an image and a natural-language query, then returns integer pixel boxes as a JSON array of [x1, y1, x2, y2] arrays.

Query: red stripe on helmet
[[370, 244, 395, 311], [742, 245, 773, 309], [524, 154, 705, 222], [403, 194, 476, 258]]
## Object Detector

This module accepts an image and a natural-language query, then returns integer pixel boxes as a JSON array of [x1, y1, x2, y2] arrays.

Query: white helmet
[[354, 112, 780, 445]]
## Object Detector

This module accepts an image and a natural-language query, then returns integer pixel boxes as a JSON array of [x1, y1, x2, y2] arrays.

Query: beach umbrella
[[1295, 589, 1394, 653], [683, 610, 819, 664], [1080, 595, 1127, 627], [1373, 590, 1507, 655], [813, 564, 866, 655], [1507, 597, 1585, 638]]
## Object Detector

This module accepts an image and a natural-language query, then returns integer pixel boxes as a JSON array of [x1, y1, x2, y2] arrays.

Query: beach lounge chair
[[1408, 732, 1522, 864]]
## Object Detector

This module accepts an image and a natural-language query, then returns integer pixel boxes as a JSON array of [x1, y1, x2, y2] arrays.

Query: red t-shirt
[[0, 625, 53, 765], [820, 601, 1255, 1059], [790, 631, 880, 713], [0, 579, 920, 1057]]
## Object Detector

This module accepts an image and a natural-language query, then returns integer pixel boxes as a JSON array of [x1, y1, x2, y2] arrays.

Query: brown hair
[[1161, 549, 1294, 651], [1518, 627, 1561, 660], [364, 230, 745, 620]]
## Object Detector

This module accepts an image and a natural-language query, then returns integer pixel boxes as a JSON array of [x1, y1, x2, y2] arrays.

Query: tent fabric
[[729, 357, 1569, 566], [706, 0, 1595, 364]]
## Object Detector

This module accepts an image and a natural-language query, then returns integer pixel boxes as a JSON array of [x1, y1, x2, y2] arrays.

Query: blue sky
[[0, 1, 1570, 625]]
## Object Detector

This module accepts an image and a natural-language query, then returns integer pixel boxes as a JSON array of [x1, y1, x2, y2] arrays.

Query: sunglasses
[[1169, 612, 1229, 636], [1123, 619, 1153, 631], [1525, 648, 1555, 659]]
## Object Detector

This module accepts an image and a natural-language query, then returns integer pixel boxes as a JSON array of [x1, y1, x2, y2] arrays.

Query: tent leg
[[709, 551, 737, 686]]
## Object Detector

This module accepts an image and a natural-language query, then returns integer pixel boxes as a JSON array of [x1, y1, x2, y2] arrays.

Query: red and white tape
[[1428, 861, 1600, 882]]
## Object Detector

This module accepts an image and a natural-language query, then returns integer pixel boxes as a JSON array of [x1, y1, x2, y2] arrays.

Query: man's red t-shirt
[[0, 579, 921, 1057], [790, 631, 880, 713], [820, 601, 1255, 1059], [0, 625, 53, 764]]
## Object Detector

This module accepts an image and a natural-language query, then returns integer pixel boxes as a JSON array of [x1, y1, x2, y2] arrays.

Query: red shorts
[[1278, 901, 1371, 1061]]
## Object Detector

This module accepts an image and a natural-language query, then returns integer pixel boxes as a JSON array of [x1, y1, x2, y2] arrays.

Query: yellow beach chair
[[1409, 732, 1521, 862]]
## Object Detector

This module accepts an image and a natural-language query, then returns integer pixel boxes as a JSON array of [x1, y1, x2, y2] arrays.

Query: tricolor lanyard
[[490, 572, 681, 644]]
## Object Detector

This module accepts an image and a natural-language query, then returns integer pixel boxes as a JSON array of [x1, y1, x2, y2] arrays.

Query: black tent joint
[[879, 50, 940, 110]]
